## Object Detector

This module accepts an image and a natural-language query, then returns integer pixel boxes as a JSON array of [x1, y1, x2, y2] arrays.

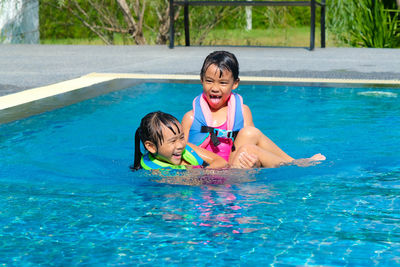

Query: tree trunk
[[155, 0, 180, 44], [116, 0, 146, 44]]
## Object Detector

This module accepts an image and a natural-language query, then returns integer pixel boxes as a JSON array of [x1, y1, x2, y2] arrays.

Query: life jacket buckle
[[214, 128, 232, 139]]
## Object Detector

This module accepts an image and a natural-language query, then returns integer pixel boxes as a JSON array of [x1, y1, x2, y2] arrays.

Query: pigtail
[[131, 127, 143, 171], [131, 111, 181, 171]]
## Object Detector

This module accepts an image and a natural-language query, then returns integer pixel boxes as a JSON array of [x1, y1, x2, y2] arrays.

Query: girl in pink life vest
[[181, 51, 326, 168]]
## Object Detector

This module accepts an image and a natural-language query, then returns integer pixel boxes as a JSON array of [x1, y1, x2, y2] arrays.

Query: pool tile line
[[1, 72, 400, 111], [85, 72, 400, 85]]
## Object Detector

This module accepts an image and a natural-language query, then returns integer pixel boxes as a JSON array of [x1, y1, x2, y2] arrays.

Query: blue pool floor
[[0, 82, 399, 265]]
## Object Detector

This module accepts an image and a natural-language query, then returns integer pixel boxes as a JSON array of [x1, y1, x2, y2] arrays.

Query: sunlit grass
[[41, 26, 341, 47], [183, 26, 340, 47], [40, 34, 137, 45], [41, 38, 106, 45]]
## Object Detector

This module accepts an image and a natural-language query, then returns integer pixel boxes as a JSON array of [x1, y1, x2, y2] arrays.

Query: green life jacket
[[140, 145, 204, 170]]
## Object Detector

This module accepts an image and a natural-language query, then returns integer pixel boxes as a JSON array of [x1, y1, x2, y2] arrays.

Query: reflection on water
[[145, 168, 259, 186], [1, 165, 399, 265]]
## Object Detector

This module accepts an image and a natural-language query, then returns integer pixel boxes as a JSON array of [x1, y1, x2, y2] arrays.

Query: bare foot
[[310, 153, 326, 161], [291, 153, 326, 167]]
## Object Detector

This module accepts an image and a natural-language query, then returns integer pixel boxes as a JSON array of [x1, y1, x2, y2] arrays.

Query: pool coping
[[1, 72, 399, 124]]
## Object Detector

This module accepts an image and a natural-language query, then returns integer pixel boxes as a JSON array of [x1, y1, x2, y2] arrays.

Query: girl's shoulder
[[182, 110, 194, 125], [242, 104, 251, 112], [181, 110, 195, 138], [242, 104, 254, 126]]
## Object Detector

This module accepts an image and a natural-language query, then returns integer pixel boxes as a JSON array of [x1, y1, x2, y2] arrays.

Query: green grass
[[40, 34, 138, 45], [183, 26, 339, 47], [41, 38, 107, 45], [41, 26, 340, 47]]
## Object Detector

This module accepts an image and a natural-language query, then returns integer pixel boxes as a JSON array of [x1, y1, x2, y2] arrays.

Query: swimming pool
[[1, 82, 399, 265]]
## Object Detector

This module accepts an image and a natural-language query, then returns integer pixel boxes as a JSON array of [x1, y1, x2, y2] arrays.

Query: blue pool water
[[1, 83, 399, 265]]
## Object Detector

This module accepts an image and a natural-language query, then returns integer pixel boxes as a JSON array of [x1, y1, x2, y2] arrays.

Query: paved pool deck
[[1, 44, 400, 96]]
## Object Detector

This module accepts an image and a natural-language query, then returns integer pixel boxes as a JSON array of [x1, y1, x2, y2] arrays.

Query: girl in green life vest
[[132, 111, 230, 170]]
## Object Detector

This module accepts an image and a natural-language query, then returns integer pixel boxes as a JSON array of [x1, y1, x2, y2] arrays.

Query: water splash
[[357, 91, 398, 98]]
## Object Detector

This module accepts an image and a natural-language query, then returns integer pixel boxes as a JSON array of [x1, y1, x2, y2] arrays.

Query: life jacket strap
[[200, 126, 239, 148]]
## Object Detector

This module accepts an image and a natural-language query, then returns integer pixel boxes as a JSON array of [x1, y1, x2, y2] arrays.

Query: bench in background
[[169, 0, 326, 50]]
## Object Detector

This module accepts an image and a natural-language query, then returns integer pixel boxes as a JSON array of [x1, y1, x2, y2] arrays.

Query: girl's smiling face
[[145, 122, 187, 166], [201, 64, 239, 111]]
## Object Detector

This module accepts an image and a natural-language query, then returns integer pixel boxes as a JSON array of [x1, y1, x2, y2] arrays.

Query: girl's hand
[[237, 152, 259, 168], [188, 143, 228, 169]]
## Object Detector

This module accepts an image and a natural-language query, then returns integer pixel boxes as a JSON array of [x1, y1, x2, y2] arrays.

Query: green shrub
[[327, 0, 400, 48]]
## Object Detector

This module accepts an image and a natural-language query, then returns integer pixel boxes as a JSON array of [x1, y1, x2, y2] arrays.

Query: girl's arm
[[181, 110, 194, 142], [187, 143, 229, 169], [242, 104, 254, 127]]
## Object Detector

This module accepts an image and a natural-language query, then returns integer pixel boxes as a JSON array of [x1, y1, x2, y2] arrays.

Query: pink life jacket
[[188, 93, 244, 160]]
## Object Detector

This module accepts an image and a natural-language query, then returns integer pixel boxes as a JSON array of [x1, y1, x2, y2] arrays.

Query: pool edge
[[85, 73, 400, 86], [1, 73, 399, 124]]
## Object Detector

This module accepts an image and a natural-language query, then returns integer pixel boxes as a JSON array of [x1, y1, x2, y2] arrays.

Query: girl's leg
[[233, 126, 294, 162], [229, 144, 286, 168], [230, 144, 326, 169], [230, 127, 326, 168]]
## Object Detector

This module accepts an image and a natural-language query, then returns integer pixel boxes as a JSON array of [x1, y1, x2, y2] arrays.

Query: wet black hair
[[132, 111, 181, 170], [200, 51, 239, 81]]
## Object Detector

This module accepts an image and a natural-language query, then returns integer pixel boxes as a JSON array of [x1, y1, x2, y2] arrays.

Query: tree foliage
[[40, 0, 179, 44], [40, 0, 400, 47], [39, 0, 316, 45]]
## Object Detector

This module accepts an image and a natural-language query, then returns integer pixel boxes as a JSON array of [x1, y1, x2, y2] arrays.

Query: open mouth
[[209, 94, 222, 104], [172, 152, 182, 160]]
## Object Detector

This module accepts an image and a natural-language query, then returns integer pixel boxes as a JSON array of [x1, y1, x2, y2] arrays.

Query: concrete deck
[[1, 45, 400, 97]]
